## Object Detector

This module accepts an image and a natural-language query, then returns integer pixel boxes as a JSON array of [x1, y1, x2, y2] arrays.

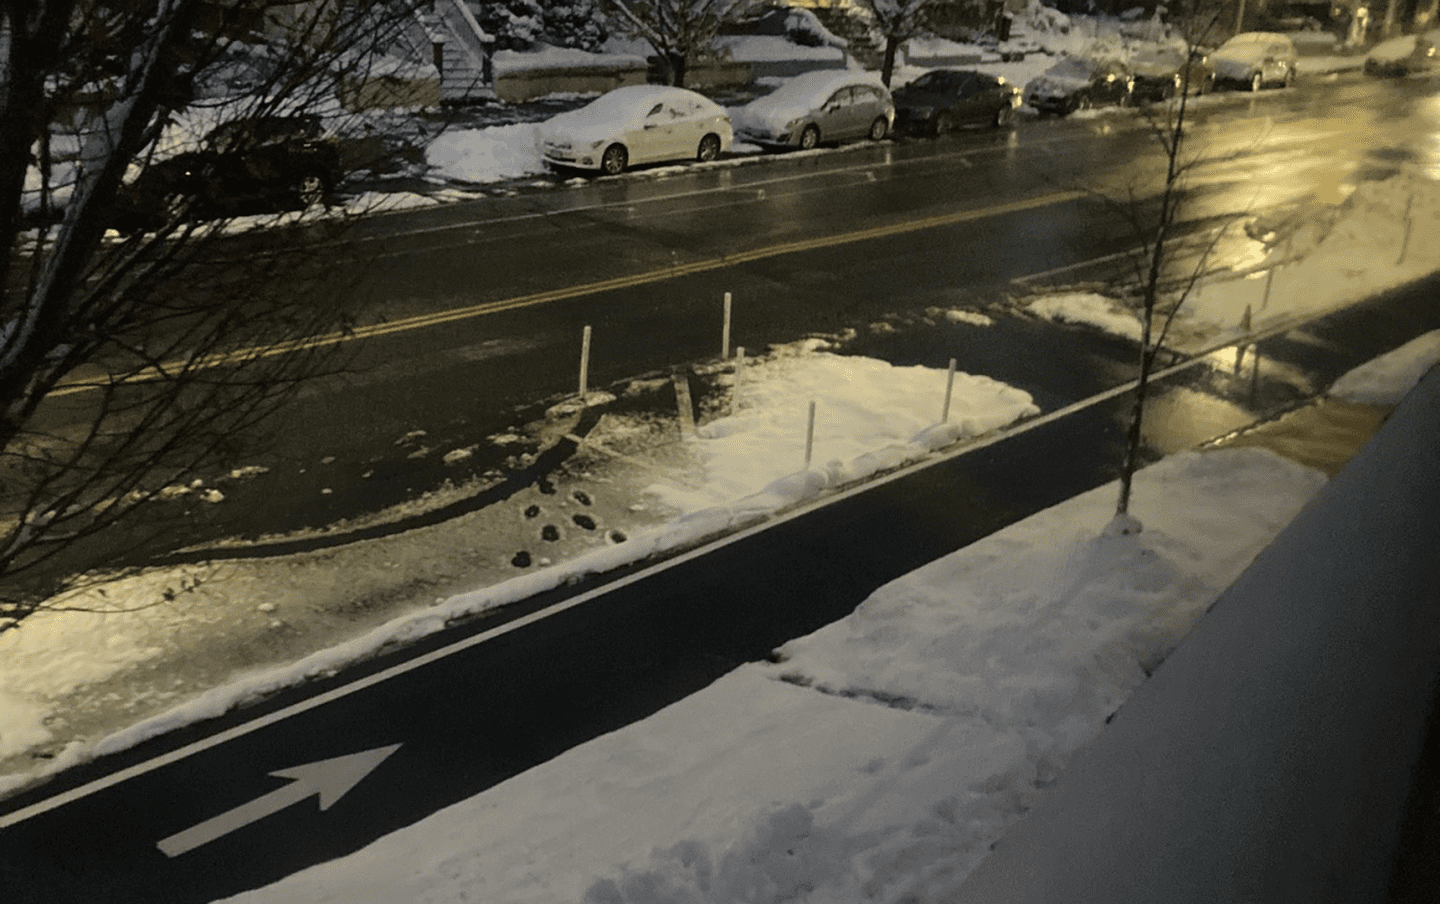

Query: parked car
[[1024, 56, 1134, 115], [112, 115, 340, 232], [1363, 29, 1440, 76], [891, 69, 1022, 134], [733, 70, 894, 150], [1210, 32, 1298, 91], [536, 85, 733, 176], [1128, 46, 1216, 101]]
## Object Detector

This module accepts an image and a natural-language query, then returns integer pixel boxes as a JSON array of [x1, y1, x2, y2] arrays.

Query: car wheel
[[1250, 71, 1264, 92], [1200, 74, 1215, 95], [1283, 65, 1295, 88], [696, 133, 721, 163], [798, 124, 819, 150], [868, 117, 888, 141], [293, 171, 329, 209], [600, 144, 628, 176], [934, 111, 954, 136], [1072, 94, 1091, 114], [994, 105, 1014, 128]]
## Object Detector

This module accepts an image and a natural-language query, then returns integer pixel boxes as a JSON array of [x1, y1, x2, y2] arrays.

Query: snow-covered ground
[[209, 330, 1439, 904]]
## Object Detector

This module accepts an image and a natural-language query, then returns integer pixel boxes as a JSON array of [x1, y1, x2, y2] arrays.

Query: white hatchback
[[536, 85, 733, 176]]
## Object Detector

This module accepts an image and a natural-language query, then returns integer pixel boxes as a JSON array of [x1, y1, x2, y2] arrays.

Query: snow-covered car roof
[[755, 69, 888, 106], [1214, 31, 1295, 61], [737, 69, 890, 128], [1129, 46, 1186, 75], [537, 85, 725, 143], [1367, 29, 1440, 62], [554, 85, 723, 128]]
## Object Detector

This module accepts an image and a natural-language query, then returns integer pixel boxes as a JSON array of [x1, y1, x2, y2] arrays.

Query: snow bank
[[1328, 329, 1440, 405], [218, 446, 1325, 904], [1184, 166, 1440, 340], [1027, 292, 1143, 341], [425, 123, 548, 183], [648, 348, 1038, 514]]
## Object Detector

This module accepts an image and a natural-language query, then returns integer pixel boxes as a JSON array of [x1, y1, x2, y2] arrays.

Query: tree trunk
[[881, 34, 899, 87], [667, 51, 688, 87]]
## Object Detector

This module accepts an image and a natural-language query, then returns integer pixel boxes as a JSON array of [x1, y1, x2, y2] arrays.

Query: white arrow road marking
[[156, 744, 401, 858]]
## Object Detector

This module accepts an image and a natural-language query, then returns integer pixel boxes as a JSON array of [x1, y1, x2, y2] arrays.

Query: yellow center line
[[54, 189, 1087, 396]]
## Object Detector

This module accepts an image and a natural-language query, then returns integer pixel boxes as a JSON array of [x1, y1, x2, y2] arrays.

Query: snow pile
[[218, 445, 1327, 904], [1018, 168, 1440, 351], [649, 345, 1038, 514], [1187, 166, 1440, 339], [1328, 329, 1440, 405], [1026, 291, 1143, 341], [425, 123, 549, 182]]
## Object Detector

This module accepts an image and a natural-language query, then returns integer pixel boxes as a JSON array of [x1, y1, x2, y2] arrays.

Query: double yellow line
[[55, 189, 1086, 395]]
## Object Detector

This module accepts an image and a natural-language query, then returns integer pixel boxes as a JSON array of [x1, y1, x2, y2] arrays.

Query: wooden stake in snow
[[941, 358, 957, 423], [1234, 305, 1253, 374], [721, 292, 732, 359], [578, 325, 592, 402], [1399, 193, 1415, 266], [672, 372, 695, 438], [732, 346, 745, 416], [804, 400, 817, 469]]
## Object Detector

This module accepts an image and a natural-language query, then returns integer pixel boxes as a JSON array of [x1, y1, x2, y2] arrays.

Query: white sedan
[[536, 85, 733, 176]]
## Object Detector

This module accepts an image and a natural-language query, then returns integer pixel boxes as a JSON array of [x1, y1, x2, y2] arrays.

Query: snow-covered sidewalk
[[215, 333, 1440, 904]]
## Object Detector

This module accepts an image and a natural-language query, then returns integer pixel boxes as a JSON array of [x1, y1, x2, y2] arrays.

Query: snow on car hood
[[536, 86, 701, 144], [536, 111, 624, 145], [735, 70, 887, 130]]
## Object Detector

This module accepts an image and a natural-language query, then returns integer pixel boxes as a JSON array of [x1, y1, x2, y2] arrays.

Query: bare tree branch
[[1, 0, 434, 633]]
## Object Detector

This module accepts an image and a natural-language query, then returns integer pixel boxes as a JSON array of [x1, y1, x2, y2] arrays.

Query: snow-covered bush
[[542, 0, 612, 51], [1017, 0, 1071, 34], [783, 7, 847, 47], [480, 0, 613, 52], [476, 0, 548, 50]]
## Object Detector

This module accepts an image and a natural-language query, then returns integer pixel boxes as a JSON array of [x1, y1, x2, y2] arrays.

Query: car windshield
[[907, 72, 952, 90]]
